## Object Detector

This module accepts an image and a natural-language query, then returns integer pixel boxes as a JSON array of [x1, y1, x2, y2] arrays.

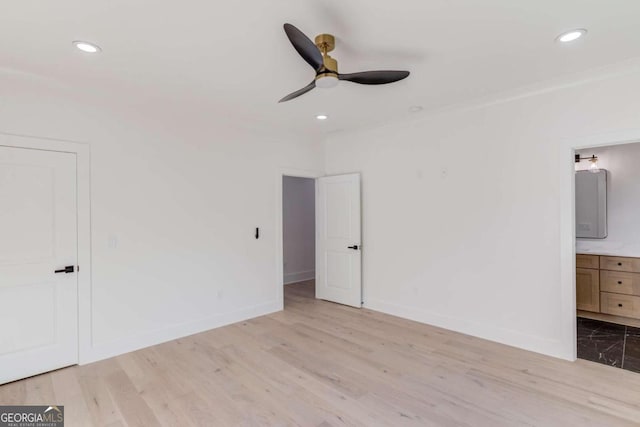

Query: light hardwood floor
[[2, 280, 640, 426]]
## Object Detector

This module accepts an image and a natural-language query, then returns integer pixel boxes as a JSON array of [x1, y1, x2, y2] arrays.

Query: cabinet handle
[[618, 262, 623, 266], [618, 281, 623, 285], [619, 303, 624, 307]]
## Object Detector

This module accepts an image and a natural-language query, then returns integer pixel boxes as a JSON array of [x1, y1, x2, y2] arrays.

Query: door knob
[[347, 245, 359, 250], [55, 266, 75, 274]]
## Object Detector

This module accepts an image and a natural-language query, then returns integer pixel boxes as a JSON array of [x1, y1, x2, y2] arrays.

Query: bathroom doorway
[[574, 141, 640, 372]]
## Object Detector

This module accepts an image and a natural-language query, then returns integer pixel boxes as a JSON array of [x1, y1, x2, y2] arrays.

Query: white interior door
[[0, 146, 78, 384], [316, 173, 362, 308]]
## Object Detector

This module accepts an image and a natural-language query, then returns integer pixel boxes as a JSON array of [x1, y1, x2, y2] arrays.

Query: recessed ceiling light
[[556, 29, 587, 43], [316, 114, 328, 120], [409, 105, 423, 113], [73, 41, 101, 53]]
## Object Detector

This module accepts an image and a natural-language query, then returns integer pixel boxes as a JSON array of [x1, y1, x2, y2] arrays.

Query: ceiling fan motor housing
[[314, 33, 338, 88], [321, 54, 338, 73], [315, 33, 338, 73]]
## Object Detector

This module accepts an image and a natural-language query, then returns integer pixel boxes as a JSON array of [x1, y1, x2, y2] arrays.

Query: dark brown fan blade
[[338, 70, 410, 85], [278, 80, 316, 103], [283, 24, 324, 72]]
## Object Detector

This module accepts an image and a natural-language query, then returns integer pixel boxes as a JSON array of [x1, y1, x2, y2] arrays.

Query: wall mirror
[[575, 169, 607, 238]]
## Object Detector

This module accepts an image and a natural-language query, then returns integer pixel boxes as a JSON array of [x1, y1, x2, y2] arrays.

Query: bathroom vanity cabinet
[[577, 254, 640, 322]]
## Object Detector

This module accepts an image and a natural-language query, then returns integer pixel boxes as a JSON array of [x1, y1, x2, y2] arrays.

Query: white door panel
[[0, 146, 78, 384], [316, 173, 362, 307]]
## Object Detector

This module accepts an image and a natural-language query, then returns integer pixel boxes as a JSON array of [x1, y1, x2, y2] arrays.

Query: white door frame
[[559, 129, 640, 361], [0, 132, 92, 365], [275, 168, 323, 309]]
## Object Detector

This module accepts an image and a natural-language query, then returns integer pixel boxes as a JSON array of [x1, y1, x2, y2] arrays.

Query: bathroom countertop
[[576, 241, 640, 258]]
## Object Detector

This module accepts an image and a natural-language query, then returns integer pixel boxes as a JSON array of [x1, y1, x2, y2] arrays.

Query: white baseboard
[[80, 300, 280, 365], [284, 270, 315, 285], [364, 298, 572, 361]]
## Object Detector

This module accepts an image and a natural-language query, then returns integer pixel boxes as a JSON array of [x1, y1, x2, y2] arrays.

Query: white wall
[[282, 176, 315, 284], [6, 59, 640, 365], [576, 142, 640, 255], [0, 78, 323, 363], [324, 64, 640, 360]]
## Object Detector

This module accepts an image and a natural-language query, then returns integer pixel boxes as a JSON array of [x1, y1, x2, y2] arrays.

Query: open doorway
[[282, 176, 316, 305], [574, 141, 640, 372], [278, 172, 363, 310]]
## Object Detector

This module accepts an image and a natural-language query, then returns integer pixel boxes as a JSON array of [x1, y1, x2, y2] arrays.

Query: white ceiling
[[2, 0, 640, 137]]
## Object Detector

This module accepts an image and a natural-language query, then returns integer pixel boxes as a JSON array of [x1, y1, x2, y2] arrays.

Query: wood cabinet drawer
[[600, 256, 640, 273], [600, 292, 640, 319], [576, 268, 600, 312], [576, 254, 599, 269], [600, 270, 640, 296]]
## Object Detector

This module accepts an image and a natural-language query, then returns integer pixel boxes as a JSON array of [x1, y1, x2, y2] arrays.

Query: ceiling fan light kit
[[315, 74, 339, 88], [279, 23, 410, 102]]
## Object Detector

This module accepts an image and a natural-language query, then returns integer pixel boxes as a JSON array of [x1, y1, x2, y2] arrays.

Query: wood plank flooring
[[2, 280, 640, 426]]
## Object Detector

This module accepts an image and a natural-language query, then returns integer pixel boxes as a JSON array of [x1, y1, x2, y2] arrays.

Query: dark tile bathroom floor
[[577, 317, 640, 372]]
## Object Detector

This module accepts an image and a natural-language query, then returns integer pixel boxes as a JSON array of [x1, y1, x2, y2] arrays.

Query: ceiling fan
[[279, 23, 410, 103]]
